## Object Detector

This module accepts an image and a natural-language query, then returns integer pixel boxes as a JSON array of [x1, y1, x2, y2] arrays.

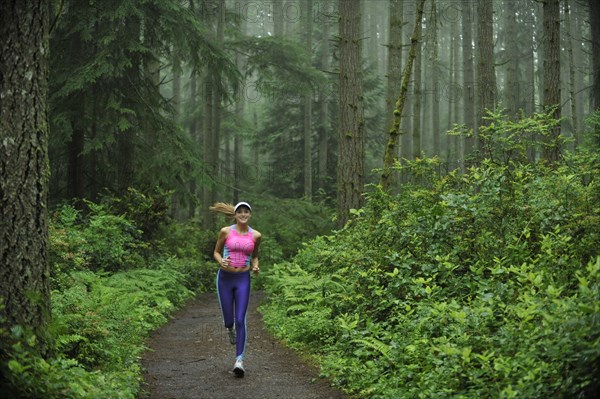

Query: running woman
[[210, 201, 261, 378]]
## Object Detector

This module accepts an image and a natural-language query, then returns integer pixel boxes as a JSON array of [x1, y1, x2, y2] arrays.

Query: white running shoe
[[233, 358, 245, 377], [227, 327, 236, 345]]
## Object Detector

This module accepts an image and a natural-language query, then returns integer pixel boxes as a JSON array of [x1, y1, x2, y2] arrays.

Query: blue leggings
[[216, 269, 250, 359]]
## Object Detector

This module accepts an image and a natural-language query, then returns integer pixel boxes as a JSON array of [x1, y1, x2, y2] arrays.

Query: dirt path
[[139, 291, 348, 399]]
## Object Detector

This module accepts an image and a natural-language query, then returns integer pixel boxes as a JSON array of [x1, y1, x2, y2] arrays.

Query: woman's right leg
[[233, 272, 250, 359], [216, 270, 234, 329]]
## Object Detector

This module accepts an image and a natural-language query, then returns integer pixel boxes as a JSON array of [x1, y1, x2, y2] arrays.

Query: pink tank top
[[223, 225, 255, 268]]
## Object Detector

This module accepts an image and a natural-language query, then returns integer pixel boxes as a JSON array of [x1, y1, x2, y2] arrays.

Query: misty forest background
[[1, 0, 599, 398]]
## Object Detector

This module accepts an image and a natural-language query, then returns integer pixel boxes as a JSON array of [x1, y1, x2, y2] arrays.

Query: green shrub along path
[[139, 291, 347, 399], [259, 150, 600, 396]]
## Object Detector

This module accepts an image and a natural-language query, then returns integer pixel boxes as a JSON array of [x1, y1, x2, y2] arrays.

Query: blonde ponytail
[[209, 202, 235, 217]]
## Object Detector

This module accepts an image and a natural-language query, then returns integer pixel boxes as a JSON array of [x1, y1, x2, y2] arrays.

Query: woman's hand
[[251, 258, 259, 275], [220, 256, 231, 269]]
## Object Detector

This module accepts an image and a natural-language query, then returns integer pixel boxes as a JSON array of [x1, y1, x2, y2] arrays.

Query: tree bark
[[542, 0, 561, 162], [303, 0, 313, 201], [382, 0, 403, 188], [573, 4, 585, 134], [412, 32, 423, 161], [590, 0, 600, 113], [0, 0, 51, 354], [233, 8, 248, 205], [67, 28, 86, 202], [117, 14, 140, 195], [380, 0, 426, 191], [504, 0, 520, 118], [201, 1, 216, 228], [447, 15, 458, 165], [337, 0, 365, 226], [188, 71, 199, 219], [431, 1, 441, 159], [462, 0, 475, 156], [317, 1, 331, 193], [476, 0, 496, 152], [209, 0, 225, 223], [564, 0, 579, 145], [273, 0, 284, 37]]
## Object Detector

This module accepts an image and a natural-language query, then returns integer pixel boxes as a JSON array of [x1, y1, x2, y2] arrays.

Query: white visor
[[234, 201, 252, 213]]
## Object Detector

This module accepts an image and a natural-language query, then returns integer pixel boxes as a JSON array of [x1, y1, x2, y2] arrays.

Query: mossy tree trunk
[[380, 0, 426, 191]]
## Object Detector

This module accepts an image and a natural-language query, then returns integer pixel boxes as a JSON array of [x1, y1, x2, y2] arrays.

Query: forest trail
[[139, 291, 348, 399]]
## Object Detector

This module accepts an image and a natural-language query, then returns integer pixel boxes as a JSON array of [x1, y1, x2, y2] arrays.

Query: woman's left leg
[[233, 271, 251, 359]]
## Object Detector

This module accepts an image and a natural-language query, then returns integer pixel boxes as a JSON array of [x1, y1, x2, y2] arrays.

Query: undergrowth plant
[[260, 111, 600, 399], [3, 192, 211, 398]]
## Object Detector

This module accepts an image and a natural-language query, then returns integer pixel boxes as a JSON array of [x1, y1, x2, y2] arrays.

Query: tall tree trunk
[[542, 0, 561, 162], [382, 0, 403, 188], [535, 1, 544, 111], [525, 3, 538, 161], [171, 53, 183, 220], [523, 2, 536, 117], [504, 0, 520, 118], [0, 0, 51, 356], [201, 74, 214, 226], [564, 0, 579, 146], [317, 1, 331, 193], [573, 5, 586, 136], [273, 0, 284, 37], [303, 0, 313, 200], [590, 0, 600, 114], [68, 97, 85, 202], [210, 0, 225, 216], [188, 71, 198, 219], [367, 0, 379, 71], [461, 0, 475, 160], [431, 1, 441, 159], [144, 4, 161, 88], [337, 0, 365, 226], [378, 11, 387, 77], [381, 0, 426, 191], [476, 0, 496, 154], [412, 35, 423, 160], [117, 15, 140, 194], [233, 8, 248, 205], [201, 2, 215, 228], [446, 15, 458, 165], [401, 1, 413, 182], [67, 28, 85, 202], [173, 55, 182, 123], [452, 15, 462, 169]]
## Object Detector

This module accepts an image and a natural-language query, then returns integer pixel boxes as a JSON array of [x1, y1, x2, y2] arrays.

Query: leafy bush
[[49, 202, 144, 277], [3, 265, 194, 399], [2, 191, 211, 398], [260, 131, 600, 398], [101, 187, 172, 242]]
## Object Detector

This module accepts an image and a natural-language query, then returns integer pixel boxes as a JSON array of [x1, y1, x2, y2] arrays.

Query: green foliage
[[153, 221, 217, 293], [3, 264, 193, 399], [102, 187, 171, 242], [1, 191, 215, 398], [583, 109, 600, 148], [260, 113, 600, 398], [49, 202, 144, 276], [48, 0, 239, 203]]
